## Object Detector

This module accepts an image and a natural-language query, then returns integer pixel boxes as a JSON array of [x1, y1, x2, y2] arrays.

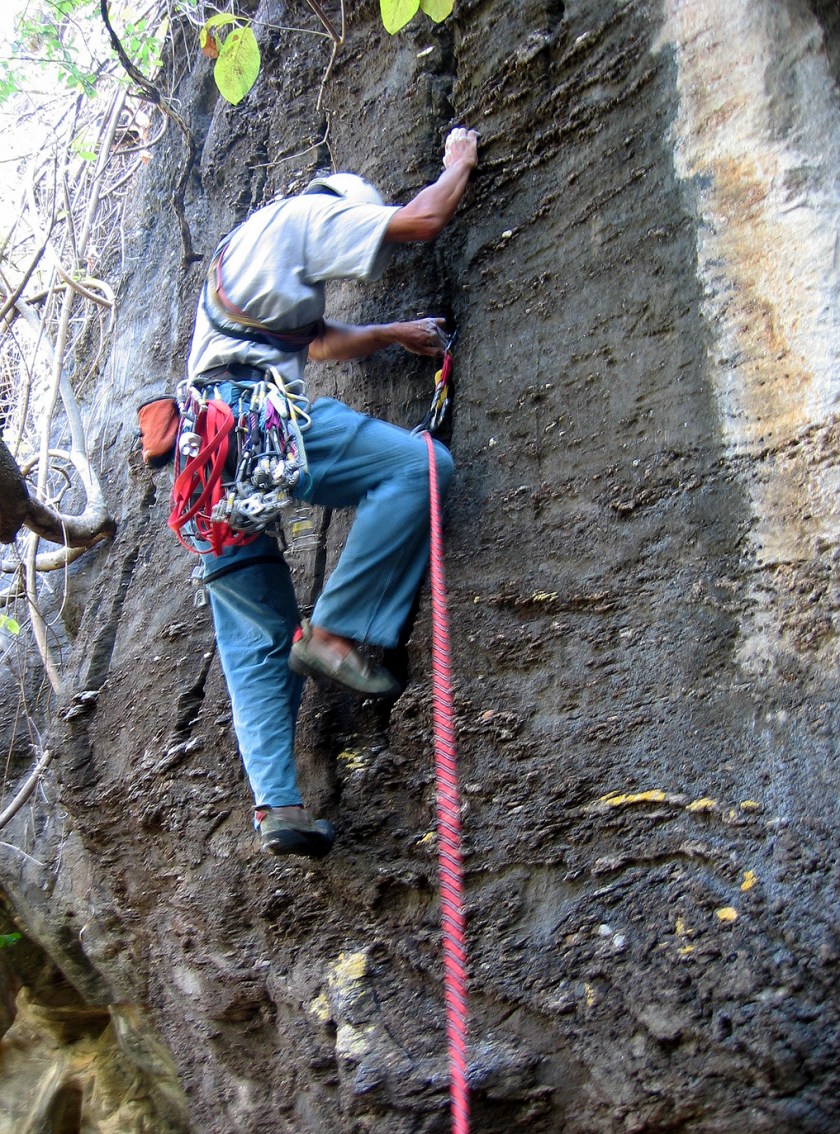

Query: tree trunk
[[0, 437, 116, 549], [0, 439, 33, 544]]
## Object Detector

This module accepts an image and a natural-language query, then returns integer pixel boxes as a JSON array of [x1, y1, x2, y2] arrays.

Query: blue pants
[[200, 397, 454, 808]]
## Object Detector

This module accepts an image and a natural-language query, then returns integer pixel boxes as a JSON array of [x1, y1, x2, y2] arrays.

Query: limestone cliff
[[2, 1, 840, 1131]]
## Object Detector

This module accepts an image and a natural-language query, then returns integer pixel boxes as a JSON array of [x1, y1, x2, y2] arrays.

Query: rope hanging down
[[424, 431, 469, 1134]]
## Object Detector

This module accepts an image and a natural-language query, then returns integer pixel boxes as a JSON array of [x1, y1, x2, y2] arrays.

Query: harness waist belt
[[196, 362, 268, 387]]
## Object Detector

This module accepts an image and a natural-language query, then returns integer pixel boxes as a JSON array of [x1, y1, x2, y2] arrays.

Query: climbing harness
[[168, 226, 324, 558], [168, 369, 312, 557], [413, 331, 456, 436], [202, 232, 322, 353], [424, 431, 469, 1134]]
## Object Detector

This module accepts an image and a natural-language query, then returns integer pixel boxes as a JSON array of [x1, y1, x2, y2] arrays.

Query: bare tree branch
[[24, 535, 62, 693], [305, 0, 343, 44], [0, 241, 51, 327], [99, 0, 201, 269], [305, 0, 345, 112], [2, 545, 89, 574], [0, 748, 53, 833]]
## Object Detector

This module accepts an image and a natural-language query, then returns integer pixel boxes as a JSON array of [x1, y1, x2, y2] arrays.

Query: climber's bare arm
[[384, 128, 479, 244], [308, 318, 448, 362]]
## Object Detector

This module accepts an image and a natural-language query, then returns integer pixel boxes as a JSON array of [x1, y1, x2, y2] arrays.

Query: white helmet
[[303, 172, 384, 207]]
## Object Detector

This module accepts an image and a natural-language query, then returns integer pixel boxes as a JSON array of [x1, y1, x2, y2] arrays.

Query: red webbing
[[168, 398, 253, 556], [424, 431, 469, 1134]]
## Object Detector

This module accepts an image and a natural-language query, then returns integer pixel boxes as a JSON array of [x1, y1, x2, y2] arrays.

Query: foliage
[[1, 0, 171, 106], [380, 0, 453, 35], [0, 2, 162, 701], [10, 0, 100, 99], [0, 933, 21, 947], [200, 12, 260, 106], [3, 0, 446, 112]]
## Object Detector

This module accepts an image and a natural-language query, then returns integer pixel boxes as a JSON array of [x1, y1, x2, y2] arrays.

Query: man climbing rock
[[182, 127, 479, 859]]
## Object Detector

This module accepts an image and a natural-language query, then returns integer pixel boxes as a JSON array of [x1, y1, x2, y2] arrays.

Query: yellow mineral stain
[[716, 907, 738, 922], [740, 800, 760, 811], [676, 917, 687, 936], [596, 790, 667, 807], [741, 870, 757, 891], [531, 591, 558, 603], [309, 993, 330, 1022], [678, 945, 694, 955], [336, 1022, 375, 1059], [687, 797, 717, 812], [329, 950, 369, 990], [585, 983, 596, 1007], [337, 749, 366, 771], [417, 831, 437, 849]]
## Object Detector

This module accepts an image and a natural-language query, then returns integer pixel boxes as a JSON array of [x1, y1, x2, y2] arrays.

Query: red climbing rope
[[424, 431, 469, 1134]]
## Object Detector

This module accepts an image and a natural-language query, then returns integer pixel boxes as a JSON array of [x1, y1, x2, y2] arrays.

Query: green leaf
[[419, 0, 453, 21], [202, 13, 241, 32], [0, 63, 18, 105], [214, 26, 260, 106], [0, 933, 21, 947], [0, 615, 20, 635], [381, 0, 419, 35]]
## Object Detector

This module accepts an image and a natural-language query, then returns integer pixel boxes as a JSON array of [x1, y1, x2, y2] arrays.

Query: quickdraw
[[168, 368, 312, 557], [413, 331, 455, 436]]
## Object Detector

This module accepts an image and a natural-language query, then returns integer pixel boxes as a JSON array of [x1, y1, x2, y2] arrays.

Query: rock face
[[3, 1, 840, 1131], [0, 896, 187, 1133]]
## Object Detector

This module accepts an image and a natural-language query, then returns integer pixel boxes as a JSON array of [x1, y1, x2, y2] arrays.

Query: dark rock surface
[[3, 1, 840, 1131]]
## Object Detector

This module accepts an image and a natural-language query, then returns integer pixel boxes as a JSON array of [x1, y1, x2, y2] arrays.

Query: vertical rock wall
[[2, 1, 840, 1131]]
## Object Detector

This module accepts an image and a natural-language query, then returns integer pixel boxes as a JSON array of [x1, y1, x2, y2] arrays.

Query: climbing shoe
[[289, 619, 402, 698], [255, 806, 335, 859]]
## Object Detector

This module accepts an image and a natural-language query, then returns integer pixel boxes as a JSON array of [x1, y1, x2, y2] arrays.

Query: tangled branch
[[305, 0, 346, 111], [99, 0, 200, 269]]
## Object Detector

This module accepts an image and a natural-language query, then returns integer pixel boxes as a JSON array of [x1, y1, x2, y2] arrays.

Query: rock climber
[[183, 127, 479, 859]]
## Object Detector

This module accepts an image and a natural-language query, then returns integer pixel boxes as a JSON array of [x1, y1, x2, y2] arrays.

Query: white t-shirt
[[187, 193, 399, 382]]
